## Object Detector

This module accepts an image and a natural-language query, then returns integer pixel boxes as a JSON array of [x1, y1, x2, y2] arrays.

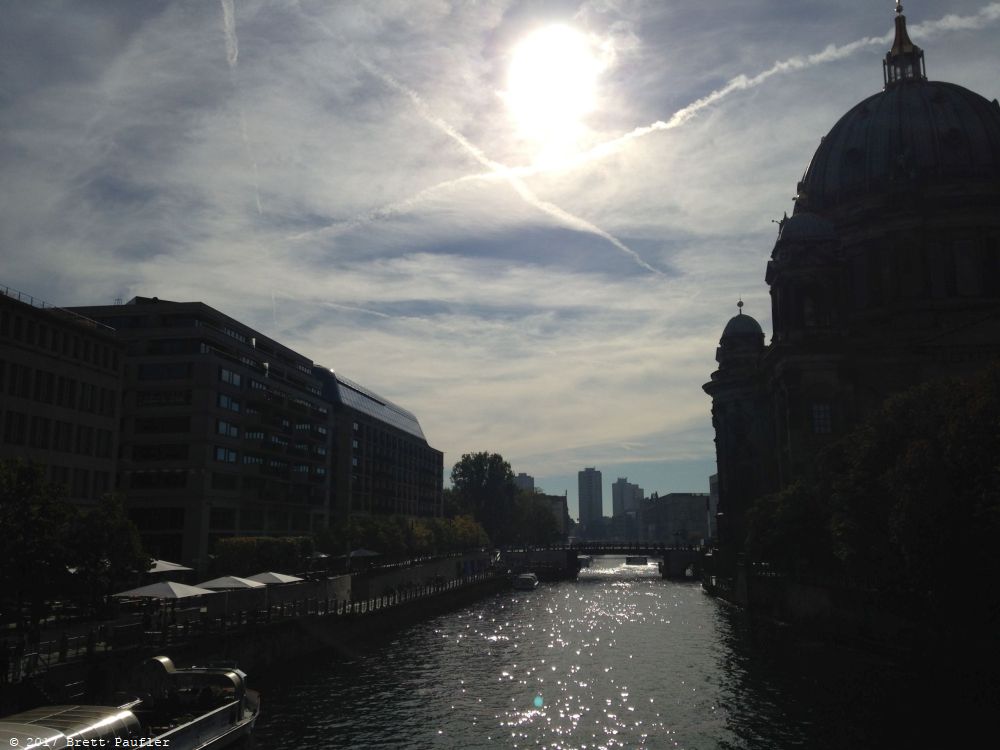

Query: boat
[[625, 556, 648, 565], [0, 656, 259, 750], [512, 572, 539, 590]]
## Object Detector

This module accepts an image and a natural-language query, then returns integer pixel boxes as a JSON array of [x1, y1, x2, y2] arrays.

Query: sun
[[504, 25, 604, 157]]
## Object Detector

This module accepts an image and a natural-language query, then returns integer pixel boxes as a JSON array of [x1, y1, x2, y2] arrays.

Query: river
[[251, 557, 920, 749]]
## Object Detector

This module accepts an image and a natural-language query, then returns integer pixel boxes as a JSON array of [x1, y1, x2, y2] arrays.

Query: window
[[223, 326, 246, 343], [53, 421, 74, 451], [220, 368, 242, 387], [243, 454, 264, 465], [293, 464, 310, 474], [217, 419, 239, 438], [138, 362, 192, 380], [812, 403, 833, 435], [136, 390, 191, 407], [130, 471, 188, 489], [134, 416, 190, 434], [211, 473, 239, 490], [74, 425, 94, 455], [95, 429, 113, 458], [3, 411, 27, 445], [245, 430, 264, 441], [215, 446, 238, 463], [30, 417, 51, 449], [133, 444, 188, 461], [218, 394, 241, 412], [314, 445, 327, 456]]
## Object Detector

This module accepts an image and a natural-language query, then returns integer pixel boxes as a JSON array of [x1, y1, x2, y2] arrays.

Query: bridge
[[501, 543, 705, 580]]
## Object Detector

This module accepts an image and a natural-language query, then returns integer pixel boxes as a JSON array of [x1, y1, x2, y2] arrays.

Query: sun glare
[[505, 25, 604, 158]]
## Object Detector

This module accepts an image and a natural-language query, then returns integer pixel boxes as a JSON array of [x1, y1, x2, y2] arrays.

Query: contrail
[[502, 2, 1000, 177], [221, 0, 238, 67], [293, 2, 1000, 249], [343, 60, 663, 275], [220, 0, 263, 215]]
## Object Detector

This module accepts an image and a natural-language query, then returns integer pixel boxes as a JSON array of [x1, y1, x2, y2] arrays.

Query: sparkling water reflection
[[252, 558, 908, 749]]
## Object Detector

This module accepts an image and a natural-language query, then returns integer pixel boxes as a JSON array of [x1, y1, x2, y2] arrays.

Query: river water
[[251, 557, 917, 749]]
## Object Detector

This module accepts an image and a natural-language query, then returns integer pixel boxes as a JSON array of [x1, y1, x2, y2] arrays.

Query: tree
[[450, 452, 517, 544], [513, 491, 561, 546], [212, 536, 313, 576], [0, 459, 75, 620], [68, 493, 151, 606], [745, 363, 1000, 615]]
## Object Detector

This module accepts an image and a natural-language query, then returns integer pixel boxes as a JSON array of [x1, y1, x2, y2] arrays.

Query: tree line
[[745, 362, 1000, 625]]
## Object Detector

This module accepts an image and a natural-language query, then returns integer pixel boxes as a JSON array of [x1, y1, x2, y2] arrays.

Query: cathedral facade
[[704, 4, 1000, 561]]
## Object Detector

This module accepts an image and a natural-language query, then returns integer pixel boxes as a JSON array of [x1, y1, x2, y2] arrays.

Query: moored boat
[[625, 556, 647, 565], [0, 656, 259, 750], [513, 572, 539, 590]]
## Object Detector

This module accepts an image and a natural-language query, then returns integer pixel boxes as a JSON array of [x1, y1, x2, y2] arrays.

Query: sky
[[3, 1, 1000, 519]]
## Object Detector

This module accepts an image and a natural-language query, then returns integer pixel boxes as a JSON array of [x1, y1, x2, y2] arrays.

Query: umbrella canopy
[[114, 581, 218, 599], [196, 575, 266, 590], [349, 548, 381, 558], [147, 559, 193, 574], [245, 572, 304, 584]]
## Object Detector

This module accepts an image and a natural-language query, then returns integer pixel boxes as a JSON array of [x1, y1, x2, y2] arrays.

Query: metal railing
[[0, 284, 116, 331], [0, 569, 504, 685]]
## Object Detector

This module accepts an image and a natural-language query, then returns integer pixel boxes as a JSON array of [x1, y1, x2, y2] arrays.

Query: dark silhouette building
[[704, 5, 1000, 562], [1, 288, 124, 505], [315, 368, 443, 524], [68, 296, 444, 568], [71, 297, 334, 566]]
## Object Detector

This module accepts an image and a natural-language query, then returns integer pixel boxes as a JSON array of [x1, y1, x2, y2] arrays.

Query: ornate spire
[[883, 2, 926, 87]]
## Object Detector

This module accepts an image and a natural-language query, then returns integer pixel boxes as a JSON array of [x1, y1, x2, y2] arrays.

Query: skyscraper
[[577, 467, 602, 530]]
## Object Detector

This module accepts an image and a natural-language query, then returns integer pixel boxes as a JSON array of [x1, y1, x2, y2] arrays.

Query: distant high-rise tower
[[514, 472, 535, 492], [612, 477, 644, 516], [577, 467, 603, 529]]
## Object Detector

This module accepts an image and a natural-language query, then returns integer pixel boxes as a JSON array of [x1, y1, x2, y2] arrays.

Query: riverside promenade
[[1, 561, 509, 714]]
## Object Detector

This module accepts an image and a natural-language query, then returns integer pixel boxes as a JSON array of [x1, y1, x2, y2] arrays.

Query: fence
[[1, 570, 503, 685]]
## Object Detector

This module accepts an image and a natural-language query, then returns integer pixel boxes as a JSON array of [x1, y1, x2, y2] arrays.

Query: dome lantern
[[883, 2, 926, 88]]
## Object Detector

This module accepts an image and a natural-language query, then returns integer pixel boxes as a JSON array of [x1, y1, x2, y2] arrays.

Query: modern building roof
[[331, 372, 427, 441]]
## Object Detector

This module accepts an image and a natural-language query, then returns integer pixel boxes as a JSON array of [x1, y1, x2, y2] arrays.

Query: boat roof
[[0, 705, 141, 749]]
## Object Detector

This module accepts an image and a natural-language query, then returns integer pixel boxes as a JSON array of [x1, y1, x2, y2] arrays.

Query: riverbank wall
[[1, 560, 508, 716]]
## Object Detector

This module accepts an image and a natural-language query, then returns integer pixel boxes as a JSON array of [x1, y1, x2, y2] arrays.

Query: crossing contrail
[[220, 0, 263, 215], [476, 2, 1000, 180], [360, 61, 664, 276], [291, 2, 1000, 256]]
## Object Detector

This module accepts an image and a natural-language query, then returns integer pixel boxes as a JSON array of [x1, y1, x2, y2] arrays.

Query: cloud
[[2, 1, 998, 507]]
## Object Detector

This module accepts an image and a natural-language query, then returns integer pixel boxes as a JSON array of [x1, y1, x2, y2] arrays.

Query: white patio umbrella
[[245, 572, 303, 584], [196, 576, 266, 590], [147, 559, 193, 574], [113, 581, 218, 599]]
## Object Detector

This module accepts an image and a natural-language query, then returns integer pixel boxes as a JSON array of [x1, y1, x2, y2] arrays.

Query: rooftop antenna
[[737, 299, 744, 315]]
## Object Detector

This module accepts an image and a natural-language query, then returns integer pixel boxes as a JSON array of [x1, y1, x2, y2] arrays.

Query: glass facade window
[[218, 393, 240, 412], [812, 403, 833, 434], [220, 367, 242, 387], [215, 446, 238, 463], [217, 419, 239, 438]]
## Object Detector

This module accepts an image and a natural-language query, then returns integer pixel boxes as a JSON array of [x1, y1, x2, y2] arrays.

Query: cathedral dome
[[797, 81, 1000, 211], [722, 310, 763, 339], [777, 212, 836, 243], [796, 5, 1000, 213]]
